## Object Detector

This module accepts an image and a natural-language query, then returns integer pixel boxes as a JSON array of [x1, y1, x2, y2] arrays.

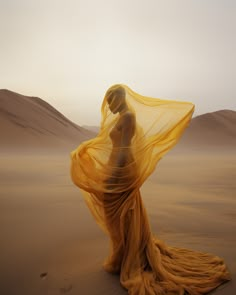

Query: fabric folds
[[70, 84, 230, 294]]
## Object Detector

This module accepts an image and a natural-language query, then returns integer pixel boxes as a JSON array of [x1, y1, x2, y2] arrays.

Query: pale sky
[[0, 0, 235, 125]]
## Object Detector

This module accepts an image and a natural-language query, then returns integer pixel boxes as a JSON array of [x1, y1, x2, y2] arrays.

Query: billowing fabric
[[70, 84, 230, 295]]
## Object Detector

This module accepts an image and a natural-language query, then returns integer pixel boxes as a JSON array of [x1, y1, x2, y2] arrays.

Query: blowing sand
[[0, 151, 235, 295]]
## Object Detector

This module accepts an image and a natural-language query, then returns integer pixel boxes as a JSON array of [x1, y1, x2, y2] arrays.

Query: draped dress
[[70, 84, 230, 295]]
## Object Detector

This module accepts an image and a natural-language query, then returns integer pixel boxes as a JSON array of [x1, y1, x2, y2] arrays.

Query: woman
[[70, 84, 230, 295]]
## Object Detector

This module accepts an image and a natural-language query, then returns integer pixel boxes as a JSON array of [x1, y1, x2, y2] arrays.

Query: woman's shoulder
[[119, 111, 136, 131], [122, 110, 135, 120]]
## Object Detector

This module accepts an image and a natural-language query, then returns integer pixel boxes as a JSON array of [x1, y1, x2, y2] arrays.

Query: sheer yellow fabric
[[70, 84, 230, 295]]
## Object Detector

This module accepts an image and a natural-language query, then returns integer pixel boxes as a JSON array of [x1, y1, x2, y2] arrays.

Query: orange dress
[[70, 84, 230, 295]]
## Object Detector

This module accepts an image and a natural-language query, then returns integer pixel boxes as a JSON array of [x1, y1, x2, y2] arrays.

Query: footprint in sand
[[40, 272, 47, 279]]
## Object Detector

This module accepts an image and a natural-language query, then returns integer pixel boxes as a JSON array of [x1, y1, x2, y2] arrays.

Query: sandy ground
[[0, 150, 235, 295]]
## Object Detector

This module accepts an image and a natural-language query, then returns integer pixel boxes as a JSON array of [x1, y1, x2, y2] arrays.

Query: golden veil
[[70, 84, 230, 295]]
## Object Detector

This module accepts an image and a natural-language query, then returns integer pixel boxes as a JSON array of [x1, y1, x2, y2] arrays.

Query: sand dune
[[176, 110, 236, 152], [0, 89, 95, 153], [1, 89, 235, 154], [82, 125, 100, 133]]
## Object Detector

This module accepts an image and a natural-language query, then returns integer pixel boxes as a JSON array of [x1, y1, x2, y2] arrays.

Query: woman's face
[[107, 95, 124, 114]]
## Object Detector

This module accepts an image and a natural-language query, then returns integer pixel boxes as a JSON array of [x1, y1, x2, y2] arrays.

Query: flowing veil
[[70, 84, 230, 295]]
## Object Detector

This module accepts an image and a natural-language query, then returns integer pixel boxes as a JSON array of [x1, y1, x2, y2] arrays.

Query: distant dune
[[176, 110, 236, 152], [0, 89, 95, 153], [82, 125, 100, 133], [0, 89, 235, 153]]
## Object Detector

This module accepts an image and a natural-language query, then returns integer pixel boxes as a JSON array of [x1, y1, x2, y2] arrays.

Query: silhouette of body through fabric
[[70, 84, 230, 295]]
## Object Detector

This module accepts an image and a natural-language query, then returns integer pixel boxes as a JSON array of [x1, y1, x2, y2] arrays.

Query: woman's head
[[105, 85, 126, 114]]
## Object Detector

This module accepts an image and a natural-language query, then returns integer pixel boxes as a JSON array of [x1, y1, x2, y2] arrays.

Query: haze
[[0, 0, 235, 125]]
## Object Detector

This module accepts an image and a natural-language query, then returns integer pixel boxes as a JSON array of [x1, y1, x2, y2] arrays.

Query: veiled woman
[[70, 84, 230, 295]]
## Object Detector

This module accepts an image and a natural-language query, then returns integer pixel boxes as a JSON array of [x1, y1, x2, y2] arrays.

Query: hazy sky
[[0, 0, 235, 125]]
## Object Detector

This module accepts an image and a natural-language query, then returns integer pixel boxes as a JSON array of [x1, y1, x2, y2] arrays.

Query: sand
[[0, 150, 235, 295]]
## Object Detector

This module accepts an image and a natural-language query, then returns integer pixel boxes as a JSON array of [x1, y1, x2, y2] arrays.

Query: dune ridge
[[0, 89, 95, 152], [172, 110, 236, 153]]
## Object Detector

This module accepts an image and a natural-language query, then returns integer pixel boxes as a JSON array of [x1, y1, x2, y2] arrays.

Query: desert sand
[[0, 90, 235, 294], [0, 150, 235, 295]]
